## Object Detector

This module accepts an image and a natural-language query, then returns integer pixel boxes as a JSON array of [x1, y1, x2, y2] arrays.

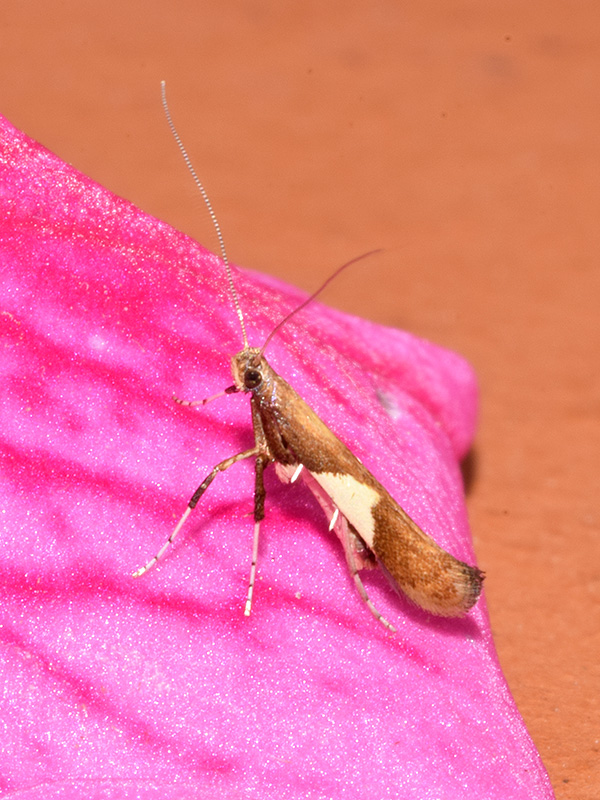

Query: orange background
[[3, 3, 598, 797]]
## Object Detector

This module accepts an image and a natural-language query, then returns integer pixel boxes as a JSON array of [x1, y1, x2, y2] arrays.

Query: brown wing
[[252, 357, 483, 616]]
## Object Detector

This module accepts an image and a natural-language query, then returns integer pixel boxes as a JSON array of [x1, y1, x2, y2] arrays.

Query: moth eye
[[244, 369, 262, 389]]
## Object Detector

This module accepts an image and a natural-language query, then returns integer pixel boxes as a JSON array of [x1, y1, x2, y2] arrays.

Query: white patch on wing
[[309, 472, 380, 547]]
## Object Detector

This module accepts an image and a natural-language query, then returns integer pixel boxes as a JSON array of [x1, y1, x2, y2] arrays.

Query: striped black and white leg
[[133, 446, 260, 578]]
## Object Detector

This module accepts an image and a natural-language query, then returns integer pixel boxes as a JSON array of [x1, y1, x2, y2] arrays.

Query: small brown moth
[[133, 83, 484, 631]]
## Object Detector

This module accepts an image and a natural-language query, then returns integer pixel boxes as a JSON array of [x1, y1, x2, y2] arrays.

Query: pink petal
[[0, 115, 554, 799]]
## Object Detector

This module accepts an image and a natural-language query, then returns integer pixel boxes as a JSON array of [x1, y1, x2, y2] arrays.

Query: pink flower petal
[[0, 115, 554, 799]]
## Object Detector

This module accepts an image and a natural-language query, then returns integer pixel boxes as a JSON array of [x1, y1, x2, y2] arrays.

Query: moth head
[[231, 348, 270, 393]]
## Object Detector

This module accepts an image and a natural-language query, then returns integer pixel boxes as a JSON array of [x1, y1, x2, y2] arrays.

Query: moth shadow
[[460, 447, 479, 495]]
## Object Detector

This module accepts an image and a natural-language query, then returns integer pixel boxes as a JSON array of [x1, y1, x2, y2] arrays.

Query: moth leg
[[244, 453, 270, 617], [274, 464, 395, 630], [133, 446, 260, 578], [339, 519, 396, 632], [173, 384, 238, 408]]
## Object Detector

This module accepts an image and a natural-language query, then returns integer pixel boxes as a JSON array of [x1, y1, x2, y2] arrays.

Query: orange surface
[[3, 3, 599, 798]]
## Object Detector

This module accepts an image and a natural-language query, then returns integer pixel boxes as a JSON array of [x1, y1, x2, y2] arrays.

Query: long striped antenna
[[160, 81, 249, 348]]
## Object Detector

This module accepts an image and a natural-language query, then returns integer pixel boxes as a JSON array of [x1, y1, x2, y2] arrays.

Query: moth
[[134, 83, 484, 631]]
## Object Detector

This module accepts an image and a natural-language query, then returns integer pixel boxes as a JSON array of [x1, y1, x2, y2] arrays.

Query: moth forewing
[[234, 348, 483, 623]]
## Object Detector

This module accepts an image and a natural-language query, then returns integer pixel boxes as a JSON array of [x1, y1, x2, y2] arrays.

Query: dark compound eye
[[244, 368, 262, 389]]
